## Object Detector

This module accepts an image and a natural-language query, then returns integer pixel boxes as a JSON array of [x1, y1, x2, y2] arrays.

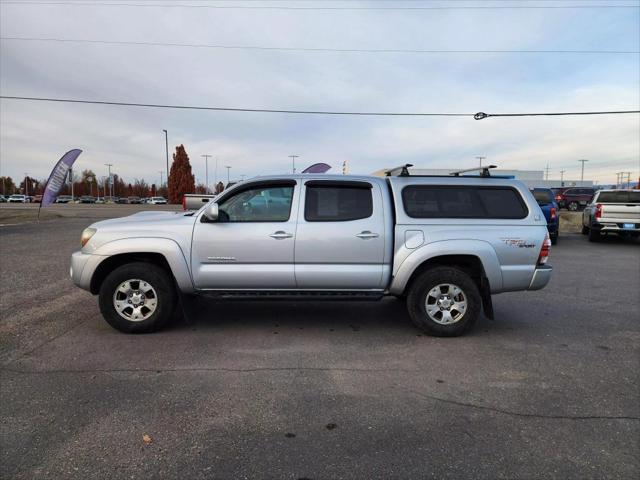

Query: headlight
[[81, 228, 97, 247]]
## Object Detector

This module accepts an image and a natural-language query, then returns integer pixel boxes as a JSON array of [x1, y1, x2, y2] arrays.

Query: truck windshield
[[596, 191, 640, 203], [532, 189, 553, 205]]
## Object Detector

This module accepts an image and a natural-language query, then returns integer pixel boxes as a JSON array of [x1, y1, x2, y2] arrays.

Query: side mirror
[[203, 202, 219, 222]]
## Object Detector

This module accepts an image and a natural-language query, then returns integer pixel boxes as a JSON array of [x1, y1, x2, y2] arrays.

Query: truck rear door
[[294, 180, 386, 289]]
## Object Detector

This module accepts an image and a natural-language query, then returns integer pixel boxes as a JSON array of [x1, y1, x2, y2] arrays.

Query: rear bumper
[[591, 221, 640, 234], [528, 265, 552, 290]]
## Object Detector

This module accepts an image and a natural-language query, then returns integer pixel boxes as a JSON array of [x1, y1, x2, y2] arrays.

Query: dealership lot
[[1, 205, 638, 479]]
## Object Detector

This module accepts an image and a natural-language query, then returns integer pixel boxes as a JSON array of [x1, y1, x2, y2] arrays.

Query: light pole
[[578, 159, 588, 182], [476, 156, 486, 169], [104, 163, 113, 199], [289, 155, 299, 174], [24, 173, 29, 196], [201, 154, 212, 193], [162, 129, 169, 189], [560, 169, 566, 186], [159, 170, 164, 193], [225, 165, 232, 185]]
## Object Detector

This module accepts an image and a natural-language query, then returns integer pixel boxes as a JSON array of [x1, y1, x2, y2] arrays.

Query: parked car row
[[1, 194, 42, 203], [1, 194, 169, 204]]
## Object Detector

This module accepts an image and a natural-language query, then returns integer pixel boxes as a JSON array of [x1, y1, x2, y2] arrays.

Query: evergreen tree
[[168, 144, 195, 204]]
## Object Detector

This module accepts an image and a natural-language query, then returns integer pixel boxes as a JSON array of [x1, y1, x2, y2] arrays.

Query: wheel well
[[403, 254, 487, 295], [89, 253, 172, 294]]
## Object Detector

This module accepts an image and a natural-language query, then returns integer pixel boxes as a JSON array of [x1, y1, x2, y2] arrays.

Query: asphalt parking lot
[[1, 204, 638, 479]]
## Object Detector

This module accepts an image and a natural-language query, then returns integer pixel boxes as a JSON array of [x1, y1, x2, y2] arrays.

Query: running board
[[197, 290, 385, 301]]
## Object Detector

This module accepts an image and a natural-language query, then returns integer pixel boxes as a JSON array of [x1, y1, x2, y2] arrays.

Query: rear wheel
[[406, 267, 481, 337], [588, 227, 601, 242], [581, 225, 589, 235], [99, 262, 177, 333]]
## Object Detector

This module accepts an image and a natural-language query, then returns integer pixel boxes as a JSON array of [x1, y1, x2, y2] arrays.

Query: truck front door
[[191, 180, 299, 289], [294, 180, 386, 289]]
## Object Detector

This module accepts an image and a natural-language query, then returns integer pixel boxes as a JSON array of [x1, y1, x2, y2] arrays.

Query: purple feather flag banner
[[41, 149, 82, 207], [302, 162, 331, 174]]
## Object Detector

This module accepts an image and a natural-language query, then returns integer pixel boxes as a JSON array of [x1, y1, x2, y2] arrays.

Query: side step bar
[[198, 290, 385, 301]]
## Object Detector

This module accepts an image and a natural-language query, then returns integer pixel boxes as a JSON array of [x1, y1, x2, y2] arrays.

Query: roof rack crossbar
[[450, 165, 497, 177], [385, 164, 414, 177]]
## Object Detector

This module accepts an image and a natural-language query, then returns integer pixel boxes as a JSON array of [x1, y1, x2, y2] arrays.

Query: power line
[[1, 1, 638, 9], [1, 95, 639, 119], [2, 36, 637, 55]]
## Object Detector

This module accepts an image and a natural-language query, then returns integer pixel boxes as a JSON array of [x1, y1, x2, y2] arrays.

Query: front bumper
[[70, 251, 103, 292], [528, 265, 552, 290]]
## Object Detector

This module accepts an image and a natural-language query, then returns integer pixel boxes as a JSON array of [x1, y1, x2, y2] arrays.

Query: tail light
[[537, 233, 551, 266], [550, 207, 556, 220], [595, 203, 602, 219], [555, 195, 562, 201], [182, 195, 186, 211]]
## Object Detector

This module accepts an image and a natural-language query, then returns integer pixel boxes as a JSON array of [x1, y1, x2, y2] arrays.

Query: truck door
[[294, 180, 386, 289], [191, 180, 299, 289]]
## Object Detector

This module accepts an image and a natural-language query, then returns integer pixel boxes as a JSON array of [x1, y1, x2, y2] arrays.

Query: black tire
[[581, 225, 589, 235], [99, 262, 177, 333], [588, 227, 601, 242], [406, 267, 481, 337]]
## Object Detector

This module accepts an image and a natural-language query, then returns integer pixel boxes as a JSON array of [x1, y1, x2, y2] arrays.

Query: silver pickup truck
[[581, 189, 640, 241], [71, 167, 552, 336]]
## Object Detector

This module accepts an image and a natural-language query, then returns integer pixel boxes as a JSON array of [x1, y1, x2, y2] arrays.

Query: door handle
[[269, 231, 293, 239], [356, 231, 379, 239]]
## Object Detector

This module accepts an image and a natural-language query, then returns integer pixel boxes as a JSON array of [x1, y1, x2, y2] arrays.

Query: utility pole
[[159, 171, 164, 194], [623, 172, 632, 188], [545, 163, 550, 181], [560, 169, 566, 186], [201, 154, 212, 193], [289, 155, 299, 174], [162, 129, 169, 189], [225, 165, 232, 185], [476, 156, 486, 169], [578, 159, 588, 182], [214, 156, 218, 188], [24, 173, 29, 196], [104, 163, 113, 199]]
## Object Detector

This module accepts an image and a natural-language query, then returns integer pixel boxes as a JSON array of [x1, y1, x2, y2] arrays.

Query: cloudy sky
[[1, 0, 639, 188]]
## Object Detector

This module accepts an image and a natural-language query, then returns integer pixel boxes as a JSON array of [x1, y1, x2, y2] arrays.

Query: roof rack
[[384, 164, 414, 177], [450, 165, 497, 177]]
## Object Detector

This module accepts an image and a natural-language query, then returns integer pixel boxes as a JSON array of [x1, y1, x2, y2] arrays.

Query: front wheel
[[406, 267, 481, 337], [99, 262, 177, 333]]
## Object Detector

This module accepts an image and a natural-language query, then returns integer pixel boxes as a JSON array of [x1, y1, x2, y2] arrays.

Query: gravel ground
[[0, 205, 638, 479]]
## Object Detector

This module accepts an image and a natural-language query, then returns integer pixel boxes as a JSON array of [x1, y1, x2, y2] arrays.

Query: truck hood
[[90, 210, 191, 229]]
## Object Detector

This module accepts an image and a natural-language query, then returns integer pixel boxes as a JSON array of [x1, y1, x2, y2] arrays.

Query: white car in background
[[8, 194, 29, 203], [149, 197, 168, 205]]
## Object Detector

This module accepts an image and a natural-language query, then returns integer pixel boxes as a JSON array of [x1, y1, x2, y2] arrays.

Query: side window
[[402, 186, 527, 219], [218, 185, 294, 222], [305, 185, 373, 222]]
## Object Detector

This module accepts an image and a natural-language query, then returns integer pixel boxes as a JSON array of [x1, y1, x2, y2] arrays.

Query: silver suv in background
[[582, 189, 640, 241], [71, 166, 552, 336]]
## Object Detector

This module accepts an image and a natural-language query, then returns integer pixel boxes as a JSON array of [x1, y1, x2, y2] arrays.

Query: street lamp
[[23, 173, 29, 196], [289, 155, 299, 174], [225, 165, 232, 185], [476, 156, 486, 168], [162, 129, 169, 188], [104, 163, 113, 199], [201, 154, 212, 193]]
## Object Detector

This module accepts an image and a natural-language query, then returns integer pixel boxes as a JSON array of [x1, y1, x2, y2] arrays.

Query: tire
[[98, 262, 177, 333], [581, 225, 589, 235], [406, 267, 481, 337], [588, 227, 601, 242], [568, 201, 578, 211]]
